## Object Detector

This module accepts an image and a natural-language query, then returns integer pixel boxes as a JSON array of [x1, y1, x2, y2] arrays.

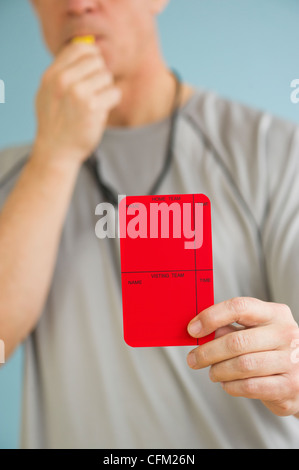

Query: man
[[0, 0, 299, 449]]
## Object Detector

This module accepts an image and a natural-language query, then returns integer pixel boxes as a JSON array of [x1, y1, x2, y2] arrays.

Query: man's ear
[[149, 0, 170, 15]]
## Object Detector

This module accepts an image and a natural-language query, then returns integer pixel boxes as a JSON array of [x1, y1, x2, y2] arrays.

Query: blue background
[[0, 0, 299, 448]]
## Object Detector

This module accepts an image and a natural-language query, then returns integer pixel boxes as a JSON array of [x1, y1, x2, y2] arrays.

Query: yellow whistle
[[71, 35, 95, 44]]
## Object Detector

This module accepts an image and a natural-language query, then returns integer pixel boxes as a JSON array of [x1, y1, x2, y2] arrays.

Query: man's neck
[[106, 65, 195, 129]]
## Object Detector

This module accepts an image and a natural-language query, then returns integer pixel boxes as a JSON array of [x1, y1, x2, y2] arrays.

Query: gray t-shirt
[[1, 88, 299, 449]]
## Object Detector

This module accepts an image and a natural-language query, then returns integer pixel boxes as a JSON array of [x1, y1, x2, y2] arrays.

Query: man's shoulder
[[184, 86, 298, 140], [182, 87, 299, 225], [0, 142, 32, 189]]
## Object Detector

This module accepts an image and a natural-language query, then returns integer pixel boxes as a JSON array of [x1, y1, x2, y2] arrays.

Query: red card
[[118, 193, 215, 347]]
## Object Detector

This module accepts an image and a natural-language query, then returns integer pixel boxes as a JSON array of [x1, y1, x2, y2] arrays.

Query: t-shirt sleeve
[[0, 144, 32, 211], [261, 115, 299, 322]]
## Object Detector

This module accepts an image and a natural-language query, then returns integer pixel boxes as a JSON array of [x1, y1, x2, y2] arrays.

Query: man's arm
[[0, 147, 80, 360], [0, 38, 121, 362]]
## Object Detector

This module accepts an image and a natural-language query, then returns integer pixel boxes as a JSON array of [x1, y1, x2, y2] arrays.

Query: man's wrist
[[31, 139, 83, 175]]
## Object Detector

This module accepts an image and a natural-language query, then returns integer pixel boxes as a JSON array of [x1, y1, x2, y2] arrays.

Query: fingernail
[[187, 351, 197, 368], [188, 320, 202, 336]]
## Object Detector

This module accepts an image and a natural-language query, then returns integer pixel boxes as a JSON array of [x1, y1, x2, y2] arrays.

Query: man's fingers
[[54, 54, 107, 89], [209, 350, 291, 382], [68, 70, 115, 98], [188, 297, 293, 338], [53, 41, 100, 71], [90, 86, 122, 111], [48, 55, 108, 98], [44, 42, 102, 87], [220, 375, 290, 402], [187, 324, 286, 370]]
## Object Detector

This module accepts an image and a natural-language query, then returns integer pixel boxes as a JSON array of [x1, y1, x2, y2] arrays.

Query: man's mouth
[[66, 34, 105, 45]]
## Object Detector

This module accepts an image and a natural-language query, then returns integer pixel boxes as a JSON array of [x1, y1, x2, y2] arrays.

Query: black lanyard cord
[[85, 69, 183, 207]]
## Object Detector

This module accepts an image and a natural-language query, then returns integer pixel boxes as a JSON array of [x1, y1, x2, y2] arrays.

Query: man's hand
[[34, 39, 121, 166], [186, 297, 299, 417]]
